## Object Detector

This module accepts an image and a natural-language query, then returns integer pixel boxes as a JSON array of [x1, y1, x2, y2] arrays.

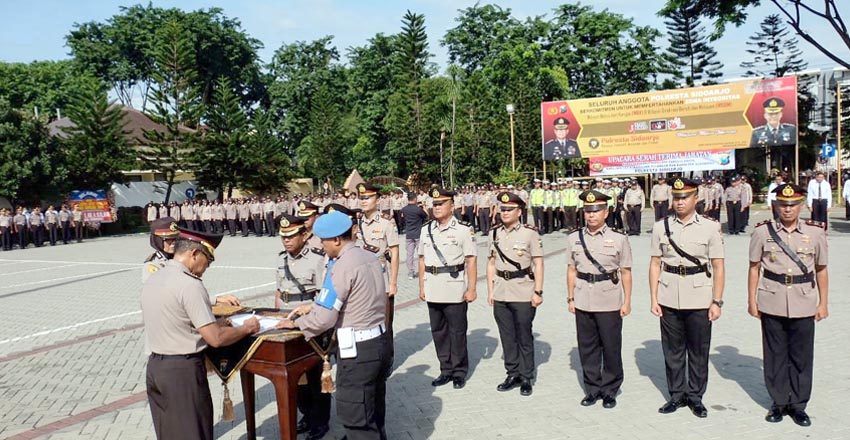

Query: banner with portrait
[[588, 149, 736, 176], [540, 76, 798, 160], [69, 190, 114, 223]]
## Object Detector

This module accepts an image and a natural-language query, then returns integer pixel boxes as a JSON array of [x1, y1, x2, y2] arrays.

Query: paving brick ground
[[1, 207, 848, 440]]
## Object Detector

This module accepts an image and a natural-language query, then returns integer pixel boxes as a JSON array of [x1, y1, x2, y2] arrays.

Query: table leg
[[241, 371, 257, 440], [268, 368, 299, 440]]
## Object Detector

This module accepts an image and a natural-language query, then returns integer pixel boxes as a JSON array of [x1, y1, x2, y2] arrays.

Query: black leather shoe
[[765, 407, 783, 423], [452, 377, 466, 389], [431, 375, 452, 387], [602, 396, 617, 409], [580, 394, 599, 406], [520, 379, 532, 396], [496, 376, 521, 392], [306, 425, 330, 440], [658, 399, 686, 414], [689, 401, 708, 418], [790, 410, 811, 427], [296, 418, 309, 434]]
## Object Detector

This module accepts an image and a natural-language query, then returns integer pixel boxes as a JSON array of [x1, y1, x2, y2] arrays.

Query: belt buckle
[[784, 274, 793, 286], [429, 266, 438, 275], [283, 290, 290, 306], [678, 265, 686, 277]]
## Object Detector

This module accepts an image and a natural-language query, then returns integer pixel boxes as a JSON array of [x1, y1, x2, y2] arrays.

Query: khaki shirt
[[263, 201, 275, 214], [181, 204, 193, 220], [567, 226, 632, 312], [650, 213, 724, 309], [306, 232, 324, 255], [0, 214, 10, 228], [650, 183, 671, 203], [296, 243, 386, 339], [418, 218, 477, 303], [200, 205, 212, 221], [211, 205, 224, 220], [476, 193, 491, 208], [725, 185, 741, 202], [147, 206, 157, 221], [158, 206, 168, 218], [624, 188, 645, 208], [47, 210, 60, 224], [30, 213, 43, 226], [58, 210, 71, 222], [142, 251, 170, 283], [13, 214, 26, 226], [276, 246, 325, 307], [237, 204, 250, 219], [224, 203, 237, 219], [249, 202, 263, 215], [169, 206, 182, 221], [359, 212, 400, 255], [749, 220, 827, 318], [489, 223, 543, 302], [141, 260, 216, 355], [72, 210, 83, 222]]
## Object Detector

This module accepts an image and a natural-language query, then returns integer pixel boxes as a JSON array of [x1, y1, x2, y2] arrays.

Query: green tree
[[196, 77, 247, 198], [442, 4, 527, 73], [659, 0, 850, 70], [740, 14, 808, 78], [140, 21, 202, 204], [296, 83, 352, 187], [0, 60, 90, 118], [241, 109, 293, 194], [663, 0, 724, 86], [59, 78, 133, 190]]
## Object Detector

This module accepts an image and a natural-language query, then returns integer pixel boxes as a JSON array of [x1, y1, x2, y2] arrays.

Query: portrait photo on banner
[[744, 76, 798, 149], [540, 101, 583, 161]]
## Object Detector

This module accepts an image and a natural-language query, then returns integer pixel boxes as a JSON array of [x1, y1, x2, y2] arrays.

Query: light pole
[[506, 104, 516, 172]]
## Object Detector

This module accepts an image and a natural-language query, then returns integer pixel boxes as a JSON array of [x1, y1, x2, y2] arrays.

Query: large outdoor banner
[[69, 190, 114, 223], [588, 149, 736, 176], [540, 76, 798, 161]]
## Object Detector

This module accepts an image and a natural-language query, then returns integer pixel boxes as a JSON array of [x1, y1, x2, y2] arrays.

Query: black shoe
[[306, 425, 330, 440], [658, 399, 686, 414], [790, 409, 811, 427], [602, 396, 617, 409], [765, 407, 783, 423], [496, 376, 521, 392], [431, 375, 452, 387], [520, 379, 532, 396], [452, 377, 466, 389], [296, 418, 309, 434], [689, 401, 708, 418], [580, 394, 599, 406]]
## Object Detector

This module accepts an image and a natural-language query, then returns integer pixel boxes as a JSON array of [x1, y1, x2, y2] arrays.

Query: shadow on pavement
[[391, 322, 433, 373], [467, 328, 498, 379], [386, 364, 440, 440], [634, 339, 668, 399], [533, 332, 552, 374], [567, 347, 585, 393], [710, 345, 771, 410], [213, 381, 275, 438]]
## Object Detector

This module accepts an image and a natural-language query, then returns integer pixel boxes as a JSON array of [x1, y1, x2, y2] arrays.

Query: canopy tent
[[342, 169, 365, 195], [110, 181, 218, 207]]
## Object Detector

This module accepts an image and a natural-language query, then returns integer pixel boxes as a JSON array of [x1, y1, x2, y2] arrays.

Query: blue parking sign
[[185, 188, 196, 199]]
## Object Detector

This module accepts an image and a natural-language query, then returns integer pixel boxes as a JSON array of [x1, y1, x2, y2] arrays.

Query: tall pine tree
[[196, 77, 247, 199], [663, 0, 723, 87], [740, 14, 807, 78]]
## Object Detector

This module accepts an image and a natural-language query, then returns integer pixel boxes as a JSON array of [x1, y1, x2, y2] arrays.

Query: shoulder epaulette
[[143, 253, 156, 263], [755, 219, 771, 228], [278, 250, 287, 256], [805, 219, 826, 230], [310, 247, 326, 256], [523, 224, 538, 231], [458, 220, 472, 228], [423, 220, 434, 228], [702, 215, 718, 222], [566, 227, 580, 235], [610, 228, 626, 235]]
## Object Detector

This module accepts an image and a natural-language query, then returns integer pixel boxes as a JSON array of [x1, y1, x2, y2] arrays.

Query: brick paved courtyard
[[1, 208, 848, 440]]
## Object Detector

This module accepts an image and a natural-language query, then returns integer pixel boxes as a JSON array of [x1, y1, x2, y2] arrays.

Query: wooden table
[[239, 333, 321, 440]]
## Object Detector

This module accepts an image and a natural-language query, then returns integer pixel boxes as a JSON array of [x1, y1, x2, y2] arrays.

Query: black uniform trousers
[[297, 362, 332, 431], [265, 213, 275, 236], [0, 227, 10, 250], [493, 301, 536, 380], [696, 201, 705, 215], [811, 199, 828, 225], [75, 222, 83, 242], [521, 207, 528, 225], [613, 204, 624, 229], [394, 210, 404, 233], [213, 219, 223, 234], [477, 208, 491, 235], [427, 301, 469, 378], [31, 225, 43, 247], [335, 333, 391, 440], [61, 221, 70, 243], [241, 218, 250, 237], [605, 207, 615, 228], [16, 225, 27, 248], [660, 306, 711, 404], [576, 309, 623, 398], [726, 201, 741, 233], [146, 353, 213, 440], [252, 214, 263, 236], [202, 220, 211, 233], [627, 205, 642, 235], [743, 206, 750, 227], [543, 208, 553, 234], [531, 206, 544, 232], [47, 223, 57, 245], [564, 207, 577, 229], [653, 201, 669, 221], [845, 200, 850, 220], [761, 313, 814, 411]]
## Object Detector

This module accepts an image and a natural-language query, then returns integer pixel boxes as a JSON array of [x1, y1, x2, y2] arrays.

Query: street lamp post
[[506, 104, 516, 172]]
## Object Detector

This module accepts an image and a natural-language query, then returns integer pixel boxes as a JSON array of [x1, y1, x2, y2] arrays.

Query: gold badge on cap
[[280, 217, 290, 228], [299, 202, 306, 210], [782, 186, 794, 197], [501, 193, 510, 202], [769, 99, 778, 108], [673, 179, 684, 190], [586, 193, 596, 203], [432, 189, 440, 198], [328, 206, 336, 213], [357, 183, 366, 192], [169, 222, 178, 232]]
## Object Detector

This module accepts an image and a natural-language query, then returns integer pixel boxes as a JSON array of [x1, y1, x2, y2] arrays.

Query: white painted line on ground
[[2, 263, 82, 276], [0, 281, 277, 345], [0, 258, 272, 270], [0, 268, 133, 289]]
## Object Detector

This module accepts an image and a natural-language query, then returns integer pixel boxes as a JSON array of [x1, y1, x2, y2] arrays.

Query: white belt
[[352, 323, 386, 342]]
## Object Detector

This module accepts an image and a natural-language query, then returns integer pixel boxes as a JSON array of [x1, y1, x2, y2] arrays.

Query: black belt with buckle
[[425, 264, 465, 275], [577, 271, 619, 284], [280, 290, 318, 303], [497, 268, 535, 281], [662, 263, 706, 276], [763, 269, 814, 286]]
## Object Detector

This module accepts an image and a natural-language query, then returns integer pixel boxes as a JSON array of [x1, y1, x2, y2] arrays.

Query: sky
[[0, 0, 846, 80]]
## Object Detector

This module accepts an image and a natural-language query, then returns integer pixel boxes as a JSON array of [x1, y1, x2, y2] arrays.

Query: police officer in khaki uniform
[[0, 208, 11, 251], [13, 207, 27, 249], [143, 217, 180, 283], [567, 189, 633, 409], [418, 188, 478, 389], [650, 177, 672, 222], [487, 192, 544, 396], [358, 183, 401, 335], [748, 183, 828, 427], [276, 214, 331, 439], [649, 177, 725, 418], [297, 201, 324, 253], [58, 204, 72, 244], [142, 227, 259, 440], [278, 211, 391, 440]]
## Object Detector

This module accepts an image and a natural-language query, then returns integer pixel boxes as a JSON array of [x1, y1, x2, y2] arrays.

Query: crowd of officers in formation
[[139, 174, 829, 440], [0, 204, 86, 250]]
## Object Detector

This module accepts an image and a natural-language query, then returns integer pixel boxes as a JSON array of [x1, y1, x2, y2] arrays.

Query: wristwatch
[[712, 299, 724, 308], [567, 297, 574, 303], [534, 290, 543, 297]]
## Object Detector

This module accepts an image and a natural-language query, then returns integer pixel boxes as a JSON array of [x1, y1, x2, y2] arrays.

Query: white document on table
[[229, 313, 282, 333]]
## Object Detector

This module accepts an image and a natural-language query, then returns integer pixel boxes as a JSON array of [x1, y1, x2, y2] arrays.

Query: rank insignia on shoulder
[[610, 228, 625, 234], [278, 250, 287, 256], [755, 219, 771, 228], [566, 227, 580, 235], [523, 224, 538, 231], [702, 215, 718, 222], [458, 220, 472, 228], [805, 220, 826, 230], [310, 248, 326, 256]]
